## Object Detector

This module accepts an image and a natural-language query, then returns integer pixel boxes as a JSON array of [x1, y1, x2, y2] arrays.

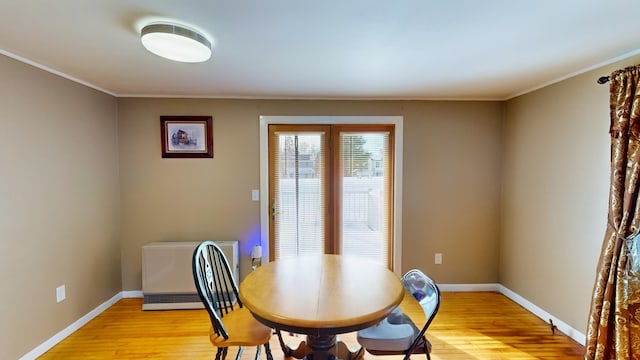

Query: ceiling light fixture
[[140, 23, 211, 63]]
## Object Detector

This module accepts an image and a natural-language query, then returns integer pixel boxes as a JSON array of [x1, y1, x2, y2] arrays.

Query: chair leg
[[276, 329, 290, 355], [234, 346, 243, 360], [264, 342, 274, 360], [215, 347, 226, 360], [275, 328, 310, 358], [250, 345, 258, 360]]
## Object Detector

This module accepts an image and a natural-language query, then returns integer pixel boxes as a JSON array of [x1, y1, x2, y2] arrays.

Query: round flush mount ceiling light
[[140, 23, 212, 63]]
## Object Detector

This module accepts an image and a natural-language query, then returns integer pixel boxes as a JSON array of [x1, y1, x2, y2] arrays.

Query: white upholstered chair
[[357, 269, 440, 360]]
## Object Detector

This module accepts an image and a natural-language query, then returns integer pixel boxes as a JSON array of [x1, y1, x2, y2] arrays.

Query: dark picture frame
[[160, 116, 213, 158]]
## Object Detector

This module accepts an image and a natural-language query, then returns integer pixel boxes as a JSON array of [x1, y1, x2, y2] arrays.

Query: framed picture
[[160, 116, 213, 158]]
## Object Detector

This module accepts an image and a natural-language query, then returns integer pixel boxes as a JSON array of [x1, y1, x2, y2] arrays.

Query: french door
[[268, 124, 394, 268]]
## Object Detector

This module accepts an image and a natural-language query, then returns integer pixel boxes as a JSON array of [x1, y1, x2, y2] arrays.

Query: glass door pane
[[338, 130, 392, 267], [269, 124, 394, 269], [269, 126, 329, 260]]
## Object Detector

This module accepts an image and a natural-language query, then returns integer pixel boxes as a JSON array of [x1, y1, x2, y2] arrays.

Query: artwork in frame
[[160, 116, 213, 158]]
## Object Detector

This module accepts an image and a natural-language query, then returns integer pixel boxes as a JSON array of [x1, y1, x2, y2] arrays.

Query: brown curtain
[[586, 64, 640, 360]]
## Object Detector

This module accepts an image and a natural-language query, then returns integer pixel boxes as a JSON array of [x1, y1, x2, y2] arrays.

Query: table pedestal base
[[279, 334, 365, 360]]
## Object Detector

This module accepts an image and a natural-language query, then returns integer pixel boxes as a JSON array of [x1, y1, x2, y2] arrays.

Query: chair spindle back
[[192, 240, 243, 339]]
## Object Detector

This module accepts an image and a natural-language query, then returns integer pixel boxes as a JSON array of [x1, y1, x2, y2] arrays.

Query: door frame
[[259, 116, 404, 275]]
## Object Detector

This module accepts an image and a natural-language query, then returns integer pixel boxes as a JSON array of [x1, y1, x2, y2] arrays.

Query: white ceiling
[[1, 1, 639, 100]]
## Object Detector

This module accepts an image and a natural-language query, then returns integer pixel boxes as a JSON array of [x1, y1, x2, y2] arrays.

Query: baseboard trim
[[122, 290, 143, 298], [438, 283, 500, 292], [496, 284, 586, 346], [19, 292, 123, 360], [21, 284, 586, 358], [436, 283, 585, 345]]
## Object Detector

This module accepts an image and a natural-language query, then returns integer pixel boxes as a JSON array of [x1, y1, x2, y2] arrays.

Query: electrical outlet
[[435, 253, 442, 265], [56, 285, 66, 303]]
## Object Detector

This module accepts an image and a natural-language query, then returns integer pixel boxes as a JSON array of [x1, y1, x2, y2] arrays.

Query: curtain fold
[[586, 64, 640, 360]]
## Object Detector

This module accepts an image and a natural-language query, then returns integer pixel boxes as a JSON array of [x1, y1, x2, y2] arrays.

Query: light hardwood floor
[[39, 292, 585, 359]]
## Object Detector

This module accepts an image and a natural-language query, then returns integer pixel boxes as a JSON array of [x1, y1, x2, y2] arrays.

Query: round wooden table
[[239, 254, 404, 360]]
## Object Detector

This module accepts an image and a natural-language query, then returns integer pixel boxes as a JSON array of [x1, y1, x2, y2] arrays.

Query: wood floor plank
[[39, 292, 584, 359]]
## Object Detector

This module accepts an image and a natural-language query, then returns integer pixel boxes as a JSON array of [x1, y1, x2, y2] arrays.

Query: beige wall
[[8, 45, 636, 356], [117, 99, 503, 290], [0, 56, 120, 359], [501, 54, 640, 332]]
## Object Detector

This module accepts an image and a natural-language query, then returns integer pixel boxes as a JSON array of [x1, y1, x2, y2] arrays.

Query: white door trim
[[259, 116, 404, 274]]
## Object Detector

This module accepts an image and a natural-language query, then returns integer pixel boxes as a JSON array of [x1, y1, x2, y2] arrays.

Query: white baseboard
[[21, 285, 586, 358], [496, 284, 586, 345], [436, 283, 586, 345], [438, 283, 500, 292], [19, 292, 123, 360], [122, 290, 143, 298]]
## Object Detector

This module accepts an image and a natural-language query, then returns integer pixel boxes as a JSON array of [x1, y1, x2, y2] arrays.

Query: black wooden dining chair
[[357, 269, 440, 360], [192, 240, 273, 360]]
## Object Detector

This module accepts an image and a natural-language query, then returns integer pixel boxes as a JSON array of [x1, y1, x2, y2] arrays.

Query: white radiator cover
[[141, 240, 239, 310]]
